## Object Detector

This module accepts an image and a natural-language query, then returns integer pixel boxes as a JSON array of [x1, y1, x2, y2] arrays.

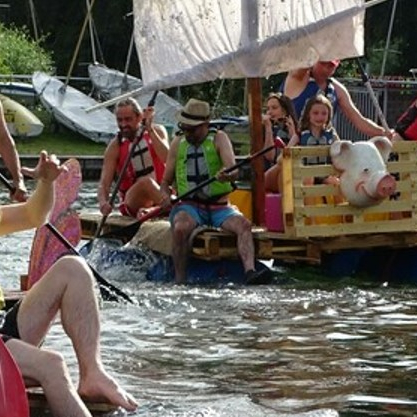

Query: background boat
[[0, 81, 37, 105], [0, 94, 44, 137], [32, 71, 117, 144], [88, 63, 182, 133]]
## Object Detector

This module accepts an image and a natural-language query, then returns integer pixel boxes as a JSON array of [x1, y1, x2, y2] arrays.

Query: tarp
[[133, 0, 365, 91]]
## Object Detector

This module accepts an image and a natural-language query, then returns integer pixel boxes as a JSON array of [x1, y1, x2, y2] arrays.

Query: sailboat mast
[[380, 0, 398, 78], [27, 0, 38, 42]]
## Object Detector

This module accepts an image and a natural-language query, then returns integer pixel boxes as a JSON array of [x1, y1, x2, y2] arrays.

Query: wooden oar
[[0, 338, 30, 417], [85, 137, 287, 245], [92, 90, 159, 242], [0, 172, 134, 304]]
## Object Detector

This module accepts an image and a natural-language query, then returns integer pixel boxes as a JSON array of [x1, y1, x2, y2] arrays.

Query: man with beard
[[98, 97, 169, 218], [160, 98, 268, 285]]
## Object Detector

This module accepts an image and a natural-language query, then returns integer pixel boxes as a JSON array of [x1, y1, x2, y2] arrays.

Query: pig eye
[[364, 168, 369, 173]]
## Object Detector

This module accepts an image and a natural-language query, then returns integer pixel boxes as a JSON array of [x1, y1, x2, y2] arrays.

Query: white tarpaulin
[[133, 0, 365, 91]]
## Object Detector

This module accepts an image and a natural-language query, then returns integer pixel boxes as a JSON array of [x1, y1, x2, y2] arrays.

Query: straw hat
[[177, 98, 211, 126]]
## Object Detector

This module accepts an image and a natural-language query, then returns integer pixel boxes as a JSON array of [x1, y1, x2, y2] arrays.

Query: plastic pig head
[[330, 137, 396, 207]]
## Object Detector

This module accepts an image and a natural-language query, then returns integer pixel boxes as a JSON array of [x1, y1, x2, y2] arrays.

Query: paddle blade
[[28, 159, 82, 288], [0, 339, 29, 417]]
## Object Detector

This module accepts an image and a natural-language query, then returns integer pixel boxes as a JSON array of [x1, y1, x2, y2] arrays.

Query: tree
[[0, 23, 52, 75]]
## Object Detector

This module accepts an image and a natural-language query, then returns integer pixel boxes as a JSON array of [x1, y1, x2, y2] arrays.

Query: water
[[2, 182, 417, 416]]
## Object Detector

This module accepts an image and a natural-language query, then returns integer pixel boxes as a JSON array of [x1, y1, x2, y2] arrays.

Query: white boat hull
[[0, 94, 44, 137], [32, 71, 118, 144], [88, 64, 182, 128]]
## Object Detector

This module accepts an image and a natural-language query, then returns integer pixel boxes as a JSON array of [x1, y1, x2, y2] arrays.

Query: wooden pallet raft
[[281, 141, 417, 238], [79, 213, 137, 240], [190, 228, 322, 264]]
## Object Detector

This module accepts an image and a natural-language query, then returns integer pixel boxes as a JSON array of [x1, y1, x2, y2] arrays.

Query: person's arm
[[287, 132, 300, 147], [0, 101, 26, 202], [0, 151, 64, 236], [143, 106, 170, 162], [262, 116, 276, 162], [334, 79, 391, 137], [215, 130, 238, 182], [97, 139, 119, 216]]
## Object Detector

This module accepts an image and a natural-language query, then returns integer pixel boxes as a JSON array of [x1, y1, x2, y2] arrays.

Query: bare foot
[[78, 369, 137, 412]]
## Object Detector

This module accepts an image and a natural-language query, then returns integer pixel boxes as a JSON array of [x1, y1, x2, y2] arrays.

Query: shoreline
[[0, 155, 104, 181]]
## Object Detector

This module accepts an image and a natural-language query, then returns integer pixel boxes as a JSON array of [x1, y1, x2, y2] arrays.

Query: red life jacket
[[117, 131, 165, 195], [395, 98, 417, 141]]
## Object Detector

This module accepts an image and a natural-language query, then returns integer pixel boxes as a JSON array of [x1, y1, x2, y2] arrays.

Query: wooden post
[[247, 77, 265, 226]]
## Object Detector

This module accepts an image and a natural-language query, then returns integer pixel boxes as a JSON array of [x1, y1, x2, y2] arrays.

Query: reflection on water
[[2, 182, 417, 416]]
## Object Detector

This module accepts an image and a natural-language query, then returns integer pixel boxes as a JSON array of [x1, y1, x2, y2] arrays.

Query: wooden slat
[[28, 389, 117, 414]]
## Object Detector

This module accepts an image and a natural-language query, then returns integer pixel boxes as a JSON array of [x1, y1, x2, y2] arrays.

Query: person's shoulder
[[330, 77, 348, 92], [214, 129, 230, 142]]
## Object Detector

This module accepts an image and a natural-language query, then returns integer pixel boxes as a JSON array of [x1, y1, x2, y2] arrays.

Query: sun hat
[[177, 98, 211, 126]]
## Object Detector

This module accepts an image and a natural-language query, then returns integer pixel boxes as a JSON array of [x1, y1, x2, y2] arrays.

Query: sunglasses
[[178, 123, 199, 132]]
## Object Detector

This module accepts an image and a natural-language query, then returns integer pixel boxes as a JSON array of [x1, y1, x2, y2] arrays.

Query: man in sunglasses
[[160, 98, 269, 285]]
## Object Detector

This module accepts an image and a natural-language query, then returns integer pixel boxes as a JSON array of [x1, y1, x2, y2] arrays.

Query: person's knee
[[224, 214, 252, 234], [52, 256, 93, 287], [172, 215, 195, 241], [34, 349, 69, 385]]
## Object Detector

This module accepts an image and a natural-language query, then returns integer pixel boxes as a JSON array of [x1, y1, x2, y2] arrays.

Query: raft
[[79, 141, 417, 285]]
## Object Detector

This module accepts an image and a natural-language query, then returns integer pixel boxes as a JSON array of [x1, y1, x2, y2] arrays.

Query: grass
[[14, 107, 107, 156]]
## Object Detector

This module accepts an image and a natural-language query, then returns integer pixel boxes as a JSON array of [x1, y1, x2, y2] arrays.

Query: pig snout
[[375, 174, 396, 198]]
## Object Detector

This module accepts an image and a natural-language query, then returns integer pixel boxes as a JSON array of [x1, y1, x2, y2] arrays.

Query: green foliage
[[0, 23, 52, 75], [367, 37, 407, 76]]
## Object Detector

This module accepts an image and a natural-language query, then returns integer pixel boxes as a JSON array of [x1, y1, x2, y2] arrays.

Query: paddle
[[356, 57, 390, 132], [88, 137, 287, 244], [28, 158, 82, 288], [0, 172, 134, 304], [0, 338, 30, 417], [93, 89, 159, 242]]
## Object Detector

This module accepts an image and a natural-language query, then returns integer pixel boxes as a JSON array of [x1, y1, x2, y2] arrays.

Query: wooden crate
[[281, 141, 417, 238]]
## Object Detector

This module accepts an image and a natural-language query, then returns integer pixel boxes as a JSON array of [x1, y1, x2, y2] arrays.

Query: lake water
[[2, 181, 417, 417]]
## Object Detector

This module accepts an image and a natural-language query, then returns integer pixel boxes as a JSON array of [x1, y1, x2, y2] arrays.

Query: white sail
[[133, 0, 365, 91]]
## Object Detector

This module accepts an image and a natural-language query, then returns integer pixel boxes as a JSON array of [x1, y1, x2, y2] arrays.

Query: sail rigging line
[[380, 0, 398, 78], [63, 0, 97, 92], [27, 0, 39, 42], [86, 0, 97, 64], [122, 31, 136, 92]]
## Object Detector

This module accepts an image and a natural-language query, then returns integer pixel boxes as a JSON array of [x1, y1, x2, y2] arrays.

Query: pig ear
[[369, 136, 393, 162], [330, 140, 352, 171]]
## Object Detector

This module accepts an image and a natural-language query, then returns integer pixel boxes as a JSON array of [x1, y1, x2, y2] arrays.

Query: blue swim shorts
[[169, 202, 242, 228]]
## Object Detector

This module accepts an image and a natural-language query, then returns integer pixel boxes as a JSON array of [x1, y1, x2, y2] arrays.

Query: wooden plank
[[28, 389, 117, 414], [79, 212, 137, 240]]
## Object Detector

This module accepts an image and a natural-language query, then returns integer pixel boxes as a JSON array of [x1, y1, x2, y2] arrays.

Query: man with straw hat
[[160, 98, 270, 285]]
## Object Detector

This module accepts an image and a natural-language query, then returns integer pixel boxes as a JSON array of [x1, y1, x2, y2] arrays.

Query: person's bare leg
[[7, 339, 91, 417], [125, 177, 164, 215], [222, 215, 255, 272], [171, 211, 196, 283], [17, 256, 137, 411]]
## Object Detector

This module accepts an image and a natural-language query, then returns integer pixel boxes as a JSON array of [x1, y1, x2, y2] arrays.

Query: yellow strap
[[0, 286, 5, 311]]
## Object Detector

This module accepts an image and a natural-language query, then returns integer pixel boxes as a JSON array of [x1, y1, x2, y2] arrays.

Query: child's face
[[266, 98, 286, 122], [309, 103, 329, 128]]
